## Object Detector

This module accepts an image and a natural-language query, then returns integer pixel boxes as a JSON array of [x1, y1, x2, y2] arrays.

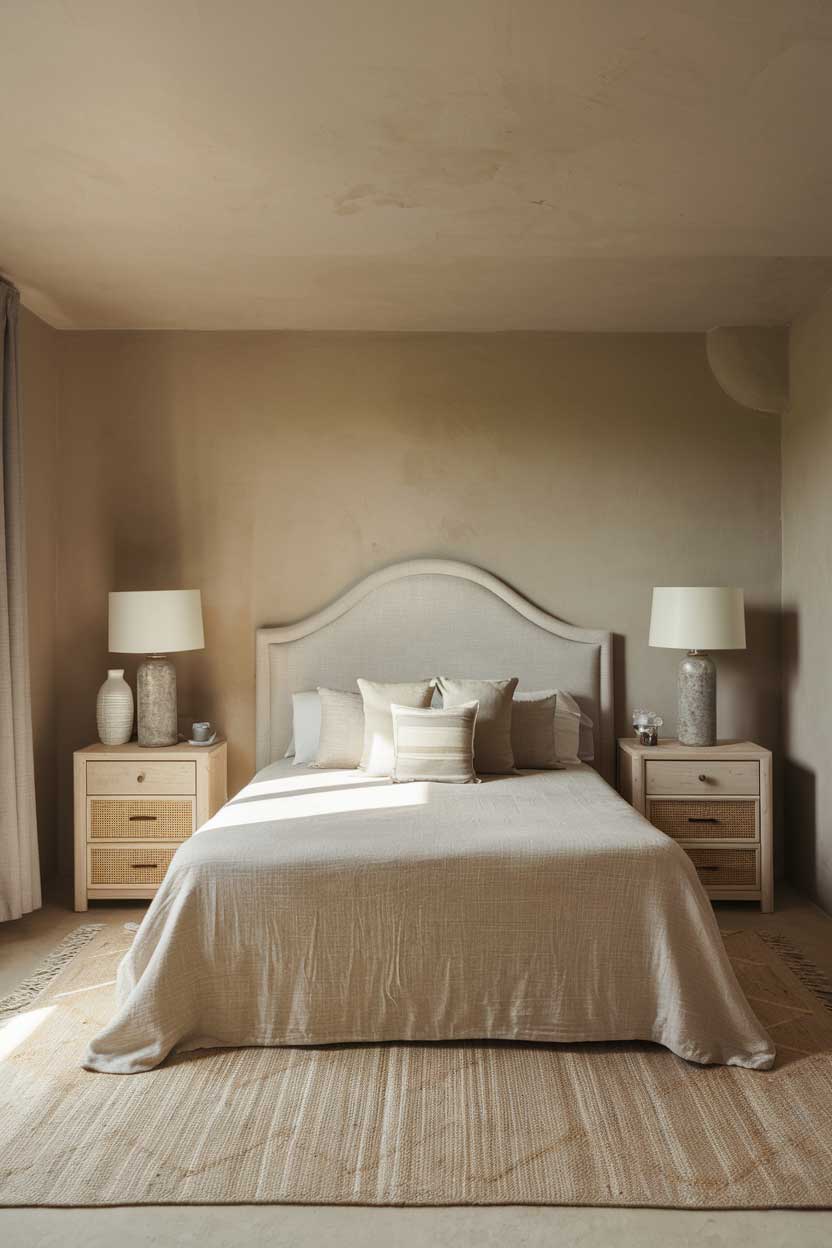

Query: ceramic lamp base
[[137, 655, 178, 747], [678, 650, 716, 746]]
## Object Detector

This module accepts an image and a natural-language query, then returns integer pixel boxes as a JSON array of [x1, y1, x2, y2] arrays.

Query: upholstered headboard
[[255, 559, 614, 783]]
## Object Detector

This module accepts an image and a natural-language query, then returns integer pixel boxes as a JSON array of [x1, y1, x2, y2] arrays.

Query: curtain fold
[[0, 279, 41, 920]]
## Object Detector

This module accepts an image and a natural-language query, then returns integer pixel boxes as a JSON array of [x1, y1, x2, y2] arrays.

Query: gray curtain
[[0, 280, 40, 920]]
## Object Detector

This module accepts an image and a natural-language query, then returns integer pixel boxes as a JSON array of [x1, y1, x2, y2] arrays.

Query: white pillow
[[288, 691, 322, 766]]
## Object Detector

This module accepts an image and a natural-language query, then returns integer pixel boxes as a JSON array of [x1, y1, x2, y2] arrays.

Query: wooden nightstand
[[617, 738, 773, 912], [73, 740, 228, 912]]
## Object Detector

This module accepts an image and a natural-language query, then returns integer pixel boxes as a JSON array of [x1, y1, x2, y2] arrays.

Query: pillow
[[391, 702, 479, 784], [437, 676, 518, 773], [579, 712, 595, 761], [314, 687, 364, 768], [554, 690, 583, 764], [357, 679, 435, 776], [511, 691, 560, 769], [510, 689, 584, 766], [288, 691, 322, 766]]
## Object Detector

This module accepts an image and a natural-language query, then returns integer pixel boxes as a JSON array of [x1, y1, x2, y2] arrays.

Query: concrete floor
[[1, 886, 831, 1247]]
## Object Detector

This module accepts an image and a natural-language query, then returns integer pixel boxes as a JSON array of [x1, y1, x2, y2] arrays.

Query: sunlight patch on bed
[[242, 770, 390, 798], [0, 1006, 55, 1060], [200, 780, 430, 829]]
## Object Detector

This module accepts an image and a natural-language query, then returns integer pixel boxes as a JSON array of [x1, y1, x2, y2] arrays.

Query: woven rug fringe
[[758, 930, 832, 1012], [0, 924, 104, 1020]]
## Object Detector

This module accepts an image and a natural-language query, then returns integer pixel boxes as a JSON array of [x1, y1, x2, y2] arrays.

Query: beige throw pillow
[[391, 702, 479, 784], [437, 676, 518, 773], [357, 679, 435, 776], [511, 688, 583, 767], [512, 690, 560, 769], [313, 688, 364, 768]]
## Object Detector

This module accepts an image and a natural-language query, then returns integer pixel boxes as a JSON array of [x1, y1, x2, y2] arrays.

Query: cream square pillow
[[313, 688, 364, 769], [437, 677, 518, 773], [357, 679, 435, 776], [391, 702, 479, 784]]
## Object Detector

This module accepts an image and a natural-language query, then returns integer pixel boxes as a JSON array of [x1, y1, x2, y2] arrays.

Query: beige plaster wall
[[49, 330, 782, 876], [19, 306, 59, 878], [783, 291, 832, 912]]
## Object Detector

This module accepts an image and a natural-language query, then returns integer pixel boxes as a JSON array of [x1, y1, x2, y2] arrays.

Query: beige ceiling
[[3, 0, 832, 331]]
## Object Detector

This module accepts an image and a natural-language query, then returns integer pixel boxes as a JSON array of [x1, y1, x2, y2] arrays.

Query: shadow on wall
[[785, 759, 817, 897], [716, 604, 784, 875], [781, 606, 817, 896], [717, 605, 782, 750], [612, 633, 626, 738], [55, 343, 185, 885]]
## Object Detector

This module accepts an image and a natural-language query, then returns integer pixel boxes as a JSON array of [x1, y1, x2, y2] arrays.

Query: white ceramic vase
[[96, 669, 134, 745]]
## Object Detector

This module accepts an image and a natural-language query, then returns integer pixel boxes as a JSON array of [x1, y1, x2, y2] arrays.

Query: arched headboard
[[256, 559, 615, 784]]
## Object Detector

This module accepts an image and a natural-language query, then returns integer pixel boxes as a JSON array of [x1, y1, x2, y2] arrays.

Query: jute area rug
[[1, 917, 831, 1208]]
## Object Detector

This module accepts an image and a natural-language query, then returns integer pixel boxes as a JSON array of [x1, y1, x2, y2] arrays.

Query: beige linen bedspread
[[84, 763, 774, 1073]]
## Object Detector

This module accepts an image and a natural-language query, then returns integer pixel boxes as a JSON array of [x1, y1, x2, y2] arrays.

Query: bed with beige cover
[[84, 560, 774, 1074]]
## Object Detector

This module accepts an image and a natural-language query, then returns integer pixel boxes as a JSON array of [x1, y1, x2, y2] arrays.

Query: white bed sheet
[[84, 761, 774, 1073]]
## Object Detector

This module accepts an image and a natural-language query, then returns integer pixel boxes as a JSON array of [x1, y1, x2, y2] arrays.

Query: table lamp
[[648, 586, 745, 746], [108, 589, 204, 747]]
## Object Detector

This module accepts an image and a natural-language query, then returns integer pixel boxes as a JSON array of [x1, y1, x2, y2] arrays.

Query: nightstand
[[617, 739, 773, 912], [73, 740, 228, 912]]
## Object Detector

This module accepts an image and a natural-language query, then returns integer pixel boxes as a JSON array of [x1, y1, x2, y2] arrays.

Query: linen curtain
[[0, 279, 40, 920]]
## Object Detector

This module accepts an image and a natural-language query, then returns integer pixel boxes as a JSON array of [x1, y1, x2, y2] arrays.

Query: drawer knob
[[698, 773, 709, 782], [137, 773, 145, 783]]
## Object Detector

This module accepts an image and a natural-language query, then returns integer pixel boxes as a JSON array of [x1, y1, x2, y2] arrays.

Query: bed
[[84, 560, 774, 1073]]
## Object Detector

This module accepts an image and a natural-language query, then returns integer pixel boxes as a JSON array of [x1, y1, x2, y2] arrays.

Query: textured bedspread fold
[[84, 762, 774, 1073]]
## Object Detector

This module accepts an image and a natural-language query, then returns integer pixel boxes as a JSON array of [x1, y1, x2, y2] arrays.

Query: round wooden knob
[[137, 772, 145, 784], [698, 773, 708, 782]]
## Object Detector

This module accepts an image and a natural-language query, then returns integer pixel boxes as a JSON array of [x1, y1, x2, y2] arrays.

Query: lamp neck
[[687, 649, 710, 657]]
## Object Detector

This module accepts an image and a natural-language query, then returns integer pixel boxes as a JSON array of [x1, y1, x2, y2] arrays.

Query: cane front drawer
[[645, 759, 759, 797], [88, 797, 195, 841], [88, 844, 180, 887], [682, 846, 759, 889], [647, 798, 758, 842]]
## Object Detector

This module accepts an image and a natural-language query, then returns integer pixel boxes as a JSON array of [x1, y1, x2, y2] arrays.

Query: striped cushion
[[391, 702, 479, 784]]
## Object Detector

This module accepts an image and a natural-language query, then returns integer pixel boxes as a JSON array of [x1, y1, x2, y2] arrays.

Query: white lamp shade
[[109, 589, 205, 654], [649, 587, 746, 651]]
